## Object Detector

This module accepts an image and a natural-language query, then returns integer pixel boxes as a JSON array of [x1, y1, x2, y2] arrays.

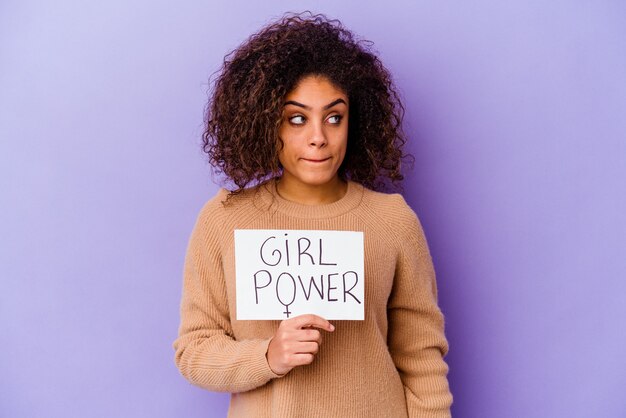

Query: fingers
[[267, 314, 334, 375], [291, 353, 315, 366], [277, 328, 321, 345], [289, 313, 335, 332], [293, 341, 319, 354], [297, 328, 322, 344]]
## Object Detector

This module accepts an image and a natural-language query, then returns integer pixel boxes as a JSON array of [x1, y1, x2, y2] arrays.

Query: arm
[[172, 200, 284, 393], [387, 203, 453, 417]]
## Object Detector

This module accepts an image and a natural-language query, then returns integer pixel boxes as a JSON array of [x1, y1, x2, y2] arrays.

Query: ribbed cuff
[[405, 385, 452, 418], [255, 337, 288, 380]]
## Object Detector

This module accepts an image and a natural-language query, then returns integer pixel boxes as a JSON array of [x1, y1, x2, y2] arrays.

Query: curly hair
[[202, 10, 412, 198]]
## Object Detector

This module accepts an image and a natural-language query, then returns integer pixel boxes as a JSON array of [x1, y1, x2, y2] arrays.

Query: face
[[277, 74, 349, 188]]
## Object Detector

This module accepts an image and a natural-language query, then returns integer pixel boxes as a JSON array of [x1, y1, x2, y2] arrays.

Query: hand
[[266, 314, 335, 376]]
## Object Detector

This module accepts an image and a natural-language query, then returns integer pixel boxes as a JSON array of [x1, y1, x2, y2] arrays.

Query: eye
[[328, 115, 343, 124], [289, 115, 306, 125]]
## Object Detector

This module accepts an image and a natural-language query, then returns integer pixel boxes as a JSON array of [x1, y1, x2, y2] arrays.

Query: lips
[[301, 157, 331, 163]]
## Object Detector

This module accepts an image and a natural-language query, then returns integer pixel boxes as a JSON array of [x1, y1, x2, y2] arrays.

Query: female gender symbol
[[275, 272, 296, 318]]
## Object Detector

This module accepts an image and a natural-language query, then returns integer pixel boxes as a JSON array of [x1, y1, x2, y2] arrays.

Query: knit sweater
[[172, 178, 453, 418]]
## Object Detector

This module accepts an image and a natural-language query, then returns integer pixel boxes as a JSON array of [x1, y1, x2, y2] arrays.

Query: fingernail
[[330, 324, 335, 331]]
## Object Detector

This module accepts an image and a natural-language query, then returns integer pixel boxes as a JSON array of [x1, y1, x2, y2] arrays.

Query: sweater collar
[[256, 177, 364, 219]]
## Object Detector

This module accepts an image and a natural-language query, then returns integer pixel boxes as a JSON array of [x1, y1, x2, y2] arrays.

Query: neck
[[275, 175, 348, 205]]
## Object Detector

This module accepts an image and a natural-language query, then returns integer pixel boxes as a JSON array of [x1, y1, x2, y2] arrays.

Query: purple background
[[1, 1, 625, 417]]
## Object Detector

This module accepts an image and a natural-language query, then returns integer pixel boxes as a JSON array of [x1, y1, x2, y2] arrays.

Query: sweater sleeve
[[172, 196, 285, 393], [387, 200, 453, 417]]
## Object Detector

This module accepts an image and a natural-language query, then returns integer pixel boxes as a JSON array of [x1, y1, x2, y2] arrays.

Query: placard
[[234, 229, 364, 320]]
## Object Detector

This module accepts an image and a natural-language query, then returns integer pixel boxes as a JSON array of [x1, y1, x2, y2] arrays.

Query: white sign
[[234, 229, 364, 320]]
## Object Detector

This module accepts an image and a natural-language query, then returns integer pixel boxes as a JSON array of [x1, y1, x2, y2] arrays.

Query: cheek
[[338, 130, 349, 153], [337, 136, 348, 164], [276, 144, 287, 164], [277, 138, 296, 163]]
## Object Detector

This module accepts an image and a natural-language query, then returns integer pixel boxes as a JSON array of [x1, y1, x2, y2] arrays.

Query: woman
[[173, 11, 453, 418]]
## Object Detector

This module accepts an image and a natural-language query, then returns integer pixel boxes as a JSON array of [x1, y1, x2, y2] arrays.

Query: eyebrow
[[283, 98, 347, 111]]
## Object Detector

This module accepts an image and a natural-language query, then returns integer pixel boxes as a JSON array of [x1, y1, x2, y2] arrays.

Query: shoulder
[[187, 187, 251, 250], [356, 184, 430, 253], [359, 185, 420, 230], [194, 187, 228, 226], [194, 183, 267, 232]]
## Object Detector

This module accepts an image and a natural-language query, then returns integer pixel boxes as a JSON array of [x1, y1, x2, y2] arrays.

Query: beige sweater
[[173, 179, 453, 417]]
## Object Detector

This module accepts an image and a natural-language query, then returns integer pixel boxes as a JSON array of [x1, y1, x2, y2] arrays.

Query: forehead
[[285, 75, 347, 101]]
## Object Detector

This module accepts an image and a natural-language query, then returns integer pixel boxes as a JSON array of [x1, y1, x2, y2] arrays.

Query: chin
[[297, 172, 338, 187]]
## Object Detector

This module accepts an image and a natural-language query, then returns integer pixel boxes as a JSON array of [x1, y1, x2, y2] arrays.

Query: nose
[[308, 120, 328, 148]]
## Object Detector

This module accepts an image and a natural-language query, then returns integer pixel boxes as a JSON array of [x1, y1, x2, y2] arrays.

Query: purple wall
[[2, 1, 624, 417]]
